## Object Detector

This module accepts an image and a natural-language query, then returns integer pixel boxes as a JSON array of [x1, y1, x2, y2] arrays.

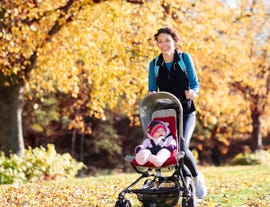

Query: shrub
[[229, 151, 264, 166], [0, 153, 26, 184], [0, 144, 85, 185]]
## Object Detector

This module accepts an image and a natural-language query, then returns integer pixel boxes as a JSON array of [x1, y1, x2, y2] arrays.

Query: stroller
[[115, 92, 197, 207]]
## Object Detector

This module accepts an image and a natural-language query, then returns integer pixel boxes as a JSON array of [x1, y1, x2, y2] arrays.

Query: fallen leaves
[[0, 165, 269, 207]]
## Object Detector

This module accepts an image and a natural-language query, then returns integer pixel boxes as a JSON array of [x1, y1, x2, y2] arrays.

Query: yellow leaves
[[0, 165, 269, 206], [1, 0, 269, 138], [3, 81, 10, 87]]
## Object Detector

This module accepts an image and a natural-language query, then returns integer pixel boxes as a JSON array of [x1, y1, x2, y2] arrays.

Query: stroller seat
[[131, 108, 179, 168]]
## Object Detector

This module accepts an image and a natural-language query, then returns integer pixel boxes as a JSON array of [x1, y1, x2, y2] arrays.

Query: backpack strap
[[154, 56, 160, 78], [154, 52, 187, 78], [178, 52, 186, 72]]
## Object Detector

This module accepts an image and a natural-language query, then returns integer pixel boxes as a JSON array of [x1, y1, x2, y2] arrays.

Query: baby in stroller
[[135, 120, 176, 167], [115, 92, 197, 207]]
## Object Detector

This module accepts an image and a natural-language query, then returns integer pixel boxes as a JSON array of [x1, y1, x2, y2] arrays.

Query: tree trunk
[[71, 129, 76, 157], [80, 133, 85, 162], [0, 85, 25, 156], [250, 110, 263, 152]]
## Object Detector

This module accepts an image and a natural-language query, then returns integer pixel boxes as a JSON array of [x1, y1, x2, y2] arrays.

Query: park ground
[[0, 165, 269, 207]]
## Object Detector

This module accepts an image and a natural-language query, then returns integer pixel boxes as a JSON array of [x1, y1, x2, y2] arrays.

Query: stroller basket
[[136, 187, 179, 207], [132, 177, 181, 207]]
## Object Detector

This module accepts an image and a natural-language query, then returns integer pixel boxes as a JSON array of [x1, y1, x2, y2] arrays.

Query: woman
[[148, 27, 207, 199]]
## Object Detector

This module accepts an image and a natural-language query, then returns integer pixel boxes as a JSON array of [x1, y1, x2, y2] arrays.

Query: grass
[[0, 165, 269, 207], [200, 165, 270, 207]]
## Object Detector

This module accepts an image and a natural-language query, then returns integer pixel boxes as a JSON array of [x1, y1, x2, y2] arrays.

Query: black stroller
[[115, 92, 197, 207]]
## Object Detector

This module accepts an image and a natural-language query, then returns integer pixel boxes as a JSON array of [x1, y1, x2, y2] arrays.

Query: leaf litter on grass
[[0, 165, 269, 207], [200, 165, 270, 207]]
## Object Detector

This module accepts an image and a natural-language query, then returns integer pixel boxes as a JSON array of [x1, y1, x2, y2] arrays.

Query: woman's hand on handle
[[185, 89, 197, 100]]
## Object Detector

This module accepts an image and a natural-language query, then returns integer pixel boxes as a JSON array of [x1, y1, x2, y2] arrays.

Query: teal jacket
[[148, 52, 200, 94]]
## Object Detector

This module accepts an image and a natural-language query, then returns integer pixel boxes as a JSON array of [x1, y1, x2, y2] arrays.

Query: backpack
[[153, 52, 187, 78]]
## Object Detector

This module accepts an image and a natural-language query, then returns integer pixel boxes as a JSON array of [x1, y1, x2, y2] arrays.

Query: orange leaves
[[0, 165, 269, 206], [21, 0, 270, 140], [1, 0, 269, 147]]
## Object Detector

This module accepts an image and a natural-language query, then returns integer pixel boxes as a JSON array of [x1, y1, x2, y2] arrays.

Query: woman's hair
[[154, 27, 179, 44]]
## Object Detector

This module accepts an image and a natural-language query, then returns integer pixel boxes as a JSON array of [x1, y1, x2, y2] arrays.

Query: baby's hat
[[147, 120, 166, 137]]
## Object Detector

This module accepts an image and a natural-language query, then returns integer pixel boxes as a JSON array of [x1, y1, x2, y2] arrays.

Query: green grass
[[0, 165, 269, 207], [200, 165, 270, 207]]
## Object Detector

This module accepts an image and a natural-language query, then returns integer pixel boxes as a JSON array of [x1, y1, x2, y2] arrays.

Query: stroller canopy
[[139, 92, 183, 137]]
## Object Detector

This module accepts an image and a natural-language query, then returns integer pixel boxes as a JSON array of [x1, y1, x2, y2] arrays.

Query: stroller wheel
[[123, 200, 131, 207], [115, 199, 131, 207], [181, 176, 196, 207], [115, 200, 122, 207]]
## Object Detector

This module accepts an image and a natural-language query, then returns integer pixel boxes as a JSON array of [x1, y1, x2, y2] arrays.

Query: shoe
[[194, 171, 207, 199], [125, 155, 135, 162]]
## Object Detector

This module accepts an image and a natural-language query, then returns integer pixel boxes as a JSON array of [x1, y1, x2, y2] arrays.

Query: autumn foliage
[[0, 0, 270, 165]]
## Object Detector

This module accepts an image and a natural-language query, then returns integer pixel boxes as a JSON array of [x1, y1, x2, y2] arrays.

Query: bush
[[0, 144, 85, 185], [0, 153, 26, 184], [229, 151, 264, 166]]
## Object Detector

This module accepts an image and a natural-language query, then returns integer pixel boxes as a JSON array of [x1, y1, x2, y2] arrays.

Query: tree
[[0, 0, 86, 155], [2, 0, 269, 161], [228, 0, 270, 151], [0, 0, 151, 156], [175, 0, 270, 153]]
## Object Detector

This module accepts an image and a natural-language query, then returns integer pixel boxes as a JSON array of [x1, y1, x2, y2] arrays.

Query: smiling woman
[[154, 28, 180, 62], [147, 27, 207, 199]]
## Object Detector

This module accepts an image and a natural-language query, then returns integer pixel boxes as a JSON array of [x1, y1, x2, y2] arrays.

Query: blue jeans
[[183, 112, 199, 177]]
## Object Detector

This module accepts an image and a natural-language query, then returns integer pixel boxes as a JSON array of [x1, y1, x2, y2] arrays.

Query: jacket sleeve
[[182, 53, 200, 94], [148, 60, 158, 92], [141, 138, 152, 149], [162, 136, 177, 152], [164, 136, 177, 147]]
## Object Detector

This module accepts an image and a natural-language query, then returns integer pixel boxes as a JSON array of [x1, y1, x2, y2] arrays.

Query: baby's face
[[152, 128, 166, 138]]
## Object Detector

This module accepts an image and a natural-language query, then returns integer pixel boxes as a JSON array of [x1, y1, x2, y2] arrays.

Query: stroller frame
[[115, 92, 196, 207]]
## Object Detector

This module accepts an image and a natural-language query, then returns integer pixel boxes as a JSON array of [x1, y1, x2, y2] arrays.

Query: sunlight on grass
[[0, 165, 269, 206], [200, 165, 270, 207]]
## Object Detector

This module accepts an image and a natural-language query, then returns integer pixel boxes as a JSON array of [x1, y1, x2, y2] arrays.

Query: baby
[[135, 120, 176, 167]]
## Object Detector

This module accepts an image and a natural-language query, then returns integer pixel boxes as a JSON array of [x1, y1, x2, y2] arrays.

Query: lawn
[[0, 165, 269, 207]]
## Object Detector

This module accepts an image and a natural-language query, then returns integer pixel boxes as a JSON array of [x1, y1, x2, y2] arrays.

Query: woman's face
[[156, 33, 175, 56]]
